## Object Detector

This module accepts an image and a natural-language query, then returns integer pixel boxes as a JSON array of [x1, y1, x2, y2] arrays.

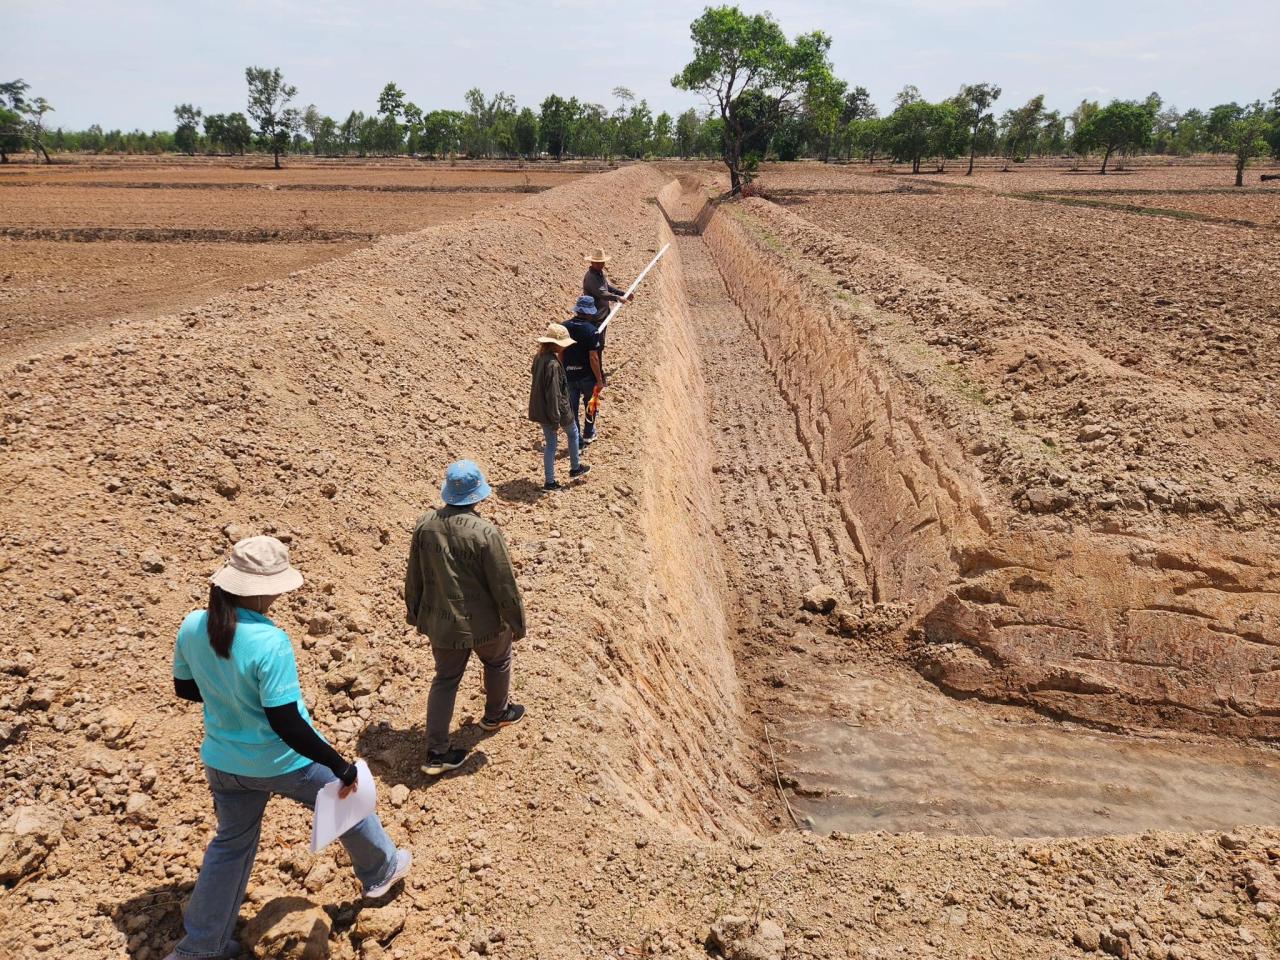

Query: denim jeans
[[175, 763, 398, 958], [541, 421, 580, 485], [567, 377, 597, 440]]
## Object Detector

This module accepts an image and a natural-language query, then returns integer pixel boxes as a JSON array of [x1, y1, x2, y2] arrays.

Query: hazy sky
[[10, 0, 1277, 131]]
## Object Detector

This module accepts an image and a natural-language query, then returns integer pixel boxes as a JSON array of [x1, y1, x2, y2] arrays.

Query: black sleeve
[[174, 677, 204, 703], [264, 701, 357, 786]]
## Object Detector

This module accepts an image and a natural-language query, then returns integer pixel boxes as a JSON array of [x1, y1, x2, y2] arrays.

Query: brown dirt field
[[0, 160, 553, 357], [5, 165, 1280, 960], [0, 185, 524, 233], [756, 160, 1280, 194], [0, 239, 361, 357], [0, 155, 600, 187], [1075, 191, 1280, 227]]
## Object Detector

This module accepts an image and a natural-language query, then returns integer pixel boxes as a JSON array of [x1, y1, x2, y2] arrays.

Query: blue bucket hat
[[574, 295, 598, 317], [441, 460, 492, 506]]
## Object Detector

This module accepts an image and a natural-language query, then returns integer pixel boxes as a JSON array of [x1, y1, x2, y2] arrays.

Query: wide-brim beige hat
[[211, 535, 304, 596], [537, 321, 575, 349], [584, 248, 610, 263]]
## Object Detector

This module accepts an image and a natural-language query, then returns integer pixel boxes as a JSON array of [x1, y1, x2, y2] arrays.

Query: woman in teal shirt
[[165, 536, 410, 960]]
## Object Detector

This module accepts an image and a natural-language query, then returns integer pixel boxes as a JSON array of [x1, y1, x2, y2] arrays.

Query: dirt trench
[[657, 177, 1280, 838]]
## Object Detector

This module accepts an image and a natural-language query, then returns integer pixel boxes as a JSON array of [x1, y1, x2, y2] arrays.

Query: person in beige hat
[[528, 321, 591, 491], [583, 247, 632, 323], [165, 536, 411, 960]]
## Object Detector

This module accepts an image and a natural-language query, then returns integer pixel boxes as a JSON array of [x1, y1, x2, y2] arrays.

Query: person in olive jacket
[[528, 321, 591, 491], [406, 460, 529, 775]]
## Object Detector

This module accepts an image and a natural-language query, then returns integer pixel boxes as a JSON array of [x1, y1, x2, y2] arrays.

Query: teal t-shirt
[[173, 607, 321, 778]]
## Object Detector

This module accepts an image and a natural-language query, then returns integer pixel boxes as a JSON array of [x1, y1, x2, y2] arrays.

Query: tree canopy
[[671, 5, 833, 193]]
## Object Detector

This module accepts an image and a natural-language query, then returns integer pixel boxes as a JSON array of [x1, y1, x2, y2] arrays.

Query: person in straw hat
[[406, 461, 528, 776], [528, 321, 592, 491], [582, 247, 632, 328], [166, 536, 411, 960]]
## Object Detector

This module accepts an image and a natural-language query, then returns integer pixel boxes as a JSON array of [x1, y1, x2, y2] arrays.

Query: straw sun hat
[[537, 322, 575, 348], [584, 248, 610, 263], [211, 536, 304, 597]]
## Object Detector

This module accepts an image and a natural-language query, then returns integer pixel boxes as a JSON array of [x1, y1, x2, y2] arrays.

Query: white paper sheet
[[310, 760, 376, 853]]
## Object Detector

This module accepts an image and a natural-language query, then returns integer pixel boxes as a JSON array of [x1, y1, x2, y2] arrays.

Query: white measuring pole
[[597, 243, 669, 332]]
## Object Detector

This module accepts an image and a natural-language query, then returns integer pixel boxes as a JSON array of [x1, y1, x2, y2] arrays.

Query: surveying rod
[[597, 243, 669, 332]]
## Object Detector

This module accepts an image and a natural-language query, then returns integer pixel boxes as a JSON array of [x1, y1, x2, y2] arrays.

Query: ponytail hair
[[207, 584, 239, 658]]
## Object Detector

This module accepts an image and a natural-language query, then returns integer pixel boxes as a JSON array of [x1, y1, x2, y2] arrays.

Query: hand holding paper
[[311, 760, 376, 853]]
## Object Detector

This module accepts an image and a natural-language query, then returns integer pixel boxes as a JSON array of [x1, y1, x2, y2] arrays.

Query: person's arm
[[483, 528, 526, 640], [264, 702, 356, 786], [173, 625, 199, 700], [544, 361, 565, 425], [589, 350, 605, 387], [404, 529, 423, 624], [257, 634, 355, 786]]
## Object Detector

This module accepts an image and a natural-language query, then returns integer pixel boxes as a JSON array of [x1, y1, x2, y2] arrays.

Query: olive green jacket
[[404, 506, 526, 650]]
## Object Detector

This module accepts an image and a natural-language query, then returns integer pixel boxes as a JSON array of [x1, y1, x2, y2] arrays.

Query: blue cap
[[441, 460, 492, 506], [574, 295, 598, 316]]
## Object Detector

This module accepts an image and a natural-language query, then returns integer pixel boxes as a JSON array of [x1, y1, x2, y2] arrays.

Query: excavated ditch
[[656, 177, 1280, 839]]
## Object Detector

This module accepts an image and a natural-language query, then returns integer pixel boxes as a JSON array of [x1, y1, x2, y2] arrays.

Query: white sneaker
[[365, 848, 412, 898]]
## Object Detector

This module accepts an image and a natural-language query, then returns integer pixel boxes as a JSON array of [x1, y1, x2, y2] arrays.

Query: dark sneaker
[[479, 703, 526, 731], [365, 848, 413, 898], [569, 464, 592, 480], [542, 480, 562, 491], [421, 747, 469, 776]]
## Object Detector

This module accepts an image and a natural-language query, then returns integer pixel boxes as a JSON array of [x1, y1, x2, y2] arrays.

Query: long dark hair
[[207, 584, 239, 658]]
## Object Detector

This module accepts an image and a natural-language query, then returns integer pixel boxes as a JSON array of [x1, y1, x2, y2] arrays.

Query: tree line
[[670, 7, 1280, 191], [5, 7, 1278, 188]]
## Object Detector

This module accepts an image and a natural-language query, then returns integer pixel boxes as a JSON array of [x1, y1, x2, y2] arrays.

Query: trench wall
[[667, 180, 1280, 740], [588, 210, 757, 834]]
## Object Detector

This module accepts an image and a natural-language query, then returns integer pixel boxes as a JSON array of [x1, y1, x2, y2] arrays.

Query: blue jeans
[[175, 763, 398, 958], [541, 421, 580, 485], [567, 377, 597, 439]]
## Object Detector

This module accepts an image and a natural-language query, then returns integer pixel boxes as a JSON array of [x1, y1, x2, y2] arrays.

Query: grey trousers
[[427, 630, 513, 754]]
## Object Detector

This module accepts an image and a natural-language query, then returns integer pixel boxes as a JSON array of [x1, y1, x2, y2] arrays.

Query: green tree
[[462, 88, 515, 157], [955, 82, 1001, 175], [1072, 99, 1155, 174], [402, 102, 423, 154], [422, 110, 463, 157], [846, 116, 886, 163], [174, 103, 203, 155], [805, 74, 847, 161], [514, 106, 539, 158], [888, 99, 957, 173], [539, 94, 578, 160], [203, 113, 227, 152], [1209, 103, 1271, 186], [224, 113, 253, 154], [652, 111, 674, 156], [1001, 94, 1045, 162], [244, 66, 299, 168], [672, 5, 834, 194], [376, 82, 405, 154], [0, 80, 29, 162], [301, 104, 322, 154], [675, 108, 701, 159], [339, 111, 363, 155]]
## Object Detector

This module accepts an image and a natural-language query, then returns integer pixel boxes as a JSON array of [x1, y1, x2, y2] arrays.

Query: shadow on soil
[[495, 477, 546, 503], [358, 719, 492, 788], [112, 880, 413, 958]]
